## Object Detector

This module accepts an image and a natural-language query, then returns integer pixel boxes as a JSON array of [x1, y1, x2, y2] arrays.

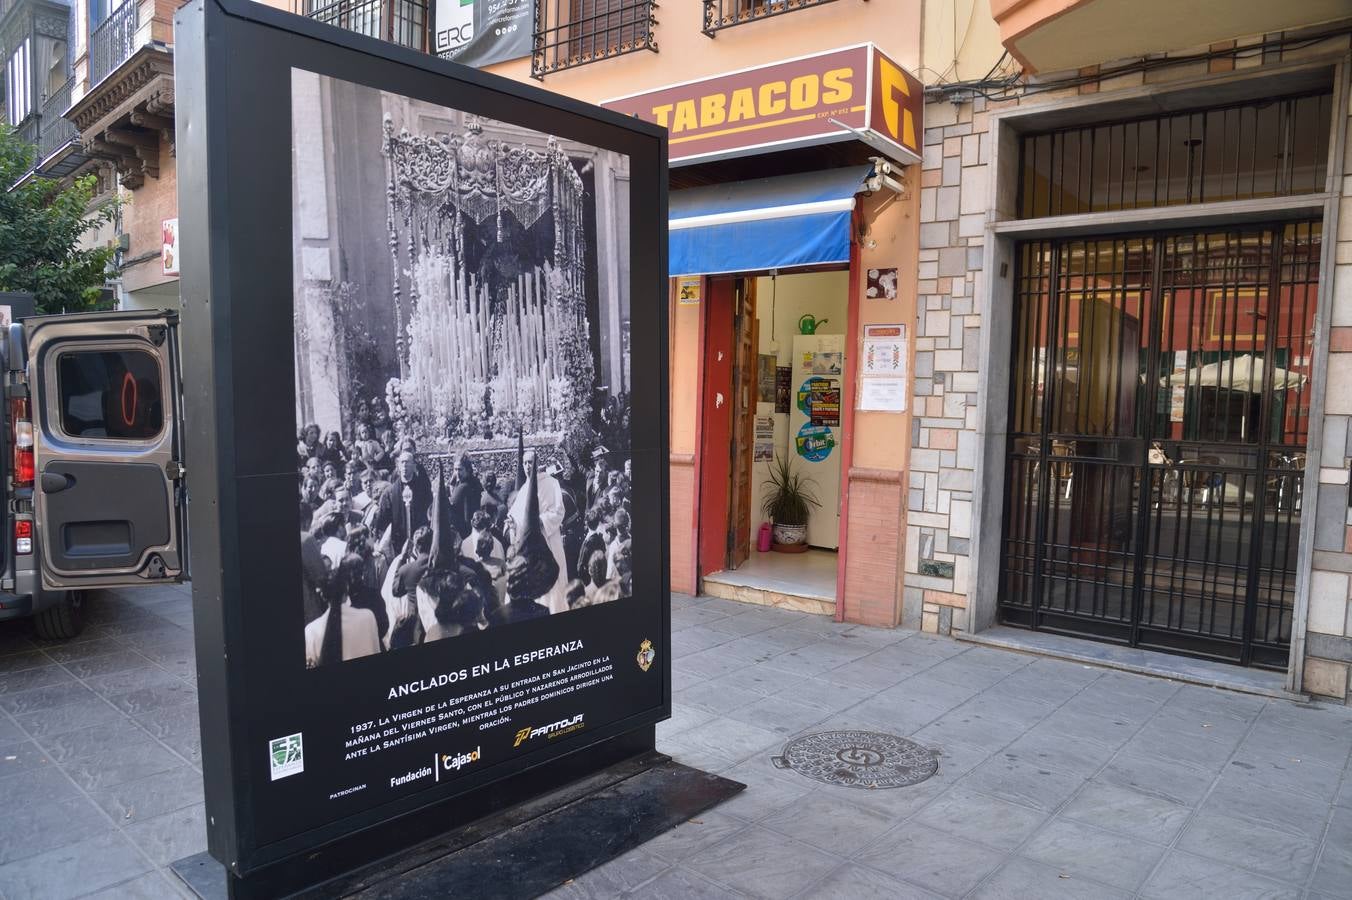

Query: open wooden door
[[728, 279, 757, 569], [698, 278, 736, 577]]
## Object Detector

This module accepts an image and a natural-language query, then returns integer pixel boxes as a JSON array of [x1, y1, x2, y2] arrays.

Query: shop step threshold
[[957, 626, 1305, 702]]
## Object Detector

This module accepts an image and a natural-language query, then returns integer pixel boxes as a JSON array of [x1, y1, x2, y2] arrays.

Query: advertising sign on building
[[434, 0, 532, 68], [161, 218, 179, 276], [176, 0, 669, 891], [603, 44, 923, 167]]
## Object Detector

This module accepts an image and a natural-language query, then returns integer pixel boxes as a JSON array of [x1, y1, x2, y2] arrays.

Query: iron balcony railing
[[293, 0, 429, 51], [13, 114, 39, 149], [90, 0, 137, 86], [532, 0, 657, 78], [36, 77, 76, 162], [702, 0, 841, 36]]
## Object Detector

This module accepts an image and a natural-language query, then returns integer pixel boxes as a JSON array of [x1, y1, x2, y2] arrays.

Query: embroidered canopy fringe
[[381, 114, 594, 452]]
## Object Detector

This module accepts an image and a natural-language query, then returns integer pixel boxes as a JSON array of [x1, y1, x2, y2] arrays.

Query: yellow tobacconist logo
[[649, 67, 856, 136]]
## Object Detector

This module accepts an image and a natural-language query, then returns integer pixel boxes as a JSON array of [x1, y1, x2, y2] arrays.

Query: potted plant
[[761, 454, 820, 553]]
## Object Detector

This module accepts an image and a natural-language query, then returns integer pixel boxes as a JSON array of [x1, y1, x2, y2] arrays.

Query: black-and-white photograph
[[291, 70, 633, 667]]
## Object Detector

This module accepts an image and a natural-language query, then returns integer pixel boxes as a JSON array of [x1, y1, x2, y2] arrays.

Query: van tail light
[[14, 519, 31, 555], [10, 398, 32, 487]]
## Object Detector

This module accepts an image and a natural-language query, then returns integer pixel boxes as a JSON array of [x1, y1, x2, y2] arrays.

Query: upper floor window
[[6, 39, 31, 126], [532, 0, 656, 78], [1018, 91, 1334, 219], [702, 0, 840, 36], [296, 0, 428, 52]]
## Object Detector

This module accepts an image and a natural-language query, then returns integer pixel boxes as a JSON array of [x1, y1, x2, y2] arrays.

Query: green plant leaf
[[760, 453, 820, 526], [0, 125, 121, 314]]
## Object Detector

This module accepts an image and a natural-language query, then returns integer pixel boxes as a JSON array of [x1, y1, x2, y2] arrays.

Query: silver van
[[0, 306, 187, 639]]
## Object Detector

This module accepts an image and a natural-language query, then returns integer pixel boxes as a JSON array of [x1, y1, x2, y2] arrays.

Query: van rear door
[[27, 310, 187, 590]]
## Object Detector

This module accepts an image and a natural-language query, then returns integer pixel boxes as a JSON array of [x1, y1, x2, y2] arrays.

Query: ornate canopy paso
[[381, 114, 595, 457]]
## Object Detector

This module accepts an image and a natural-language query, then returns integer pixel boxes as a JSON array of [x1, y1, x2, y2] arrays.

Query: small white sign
[[859, 378, 907, 411], [859, 323, 908, 412], [161, 218, 180, 276], [269, 733, 304, 781]]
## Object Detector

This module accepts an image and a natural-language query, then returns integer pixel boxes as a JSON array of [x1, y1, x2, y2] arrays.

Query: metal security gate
[[1001, 223, 1321, 667]]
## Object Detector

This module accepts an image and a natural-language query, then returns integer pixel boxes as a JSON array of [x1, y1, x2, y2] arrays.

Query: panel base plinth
[[171, 748, 743, 900]]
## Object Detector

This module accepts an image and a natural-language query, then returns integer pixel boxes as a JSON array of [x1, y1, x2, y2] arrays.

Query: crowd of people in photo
[[297, 395, 634, 667]]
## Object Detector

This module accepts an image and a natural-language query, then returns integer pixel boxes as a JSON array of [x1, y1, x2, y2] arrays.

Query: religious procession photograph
[[290, 70, 634, 668]]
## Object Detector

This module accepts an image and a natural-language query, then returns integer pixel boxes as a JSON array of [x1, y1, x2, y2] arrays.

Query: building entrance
[[699, 270, 849, 613], [1001, 223, 1320, 667]]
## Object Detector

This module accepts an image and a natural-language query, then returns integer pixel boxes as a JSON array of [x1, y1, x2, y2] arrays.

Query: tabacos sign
[[602, 44, 923, 167]]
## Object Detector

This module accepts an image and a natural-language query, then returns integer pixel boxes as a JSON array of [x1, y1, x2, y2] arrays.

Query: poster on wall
[[796, 377, 840, 428], [757, 354, 776, 402], [753, 414, 775, 461], [677, 276, 701, 305], [175, 0, 669, 881], [434, 0, 532, 68], [796, 423, 835, 461], [859, 323, 907, 412], [284, 65, 656, 831], [809, 351, 843, 376], [162, 218, 180, 276], [775, 366, 792, 413]]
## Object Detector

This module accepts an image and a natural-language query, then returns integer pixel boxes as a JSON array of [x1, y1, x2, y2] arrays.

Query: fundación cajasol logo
[[269, 733, 304, 781], [438, 746, 481, 778]]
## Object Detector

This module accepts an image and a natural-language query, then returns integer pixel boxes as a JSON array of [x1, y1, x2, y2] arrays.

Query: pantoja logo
[[440, 747, 481, 773], [514, 714, 584, 748]]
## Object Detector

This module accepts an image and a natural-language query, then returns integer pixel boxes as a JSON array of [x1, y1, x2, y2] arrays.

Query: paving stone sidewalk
[[0, 586, 1347, 899]]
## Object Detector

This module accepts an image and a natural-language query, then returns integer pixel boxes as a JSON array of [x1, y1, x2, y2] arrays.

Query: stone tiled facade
[[914, 33, 1352, 703], [909, 92, 988, 635], [1305, 73, 1352, 702]]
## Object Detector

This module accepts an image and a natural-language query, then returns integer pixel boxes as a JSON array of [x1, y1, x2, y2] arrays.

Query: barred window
[[702, 0, 841, 36], [296, 0, 429, 52], [1018, 91, 1333, 219], [533, 0, 656, 78]]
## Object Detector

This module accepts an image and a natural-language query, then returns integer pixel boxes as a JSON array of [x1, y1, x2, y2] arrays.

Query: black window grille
[[702, 0, 841, 36], [89, 0, 136, 87], [1018, 91, 1333, 219], [532, 0, 656, 79], [295, 0, 429, 52]]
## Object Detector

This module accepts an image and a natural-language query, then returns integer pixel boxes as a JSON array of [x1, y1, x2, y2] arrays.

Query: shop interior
[[702, 269, 849, 610]]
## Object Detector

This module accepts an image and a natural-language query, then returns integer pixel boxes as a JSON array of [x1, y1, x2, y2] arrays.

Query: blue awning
[[669, 166, 872, 277]]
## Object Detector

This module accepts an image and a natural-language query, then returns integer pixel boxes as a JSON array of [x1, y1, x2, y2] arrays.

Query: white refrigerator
[[789, 334, 844, 549]]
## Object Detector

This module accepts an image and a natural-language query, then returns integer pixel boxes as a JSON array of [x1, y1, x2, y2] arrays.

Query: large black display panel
[[176, 0, 668, 878]]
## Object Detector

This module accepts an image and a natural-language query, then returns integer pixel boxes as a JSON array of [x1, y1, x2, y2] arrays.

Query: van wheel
[[33, 591, 85, 641]]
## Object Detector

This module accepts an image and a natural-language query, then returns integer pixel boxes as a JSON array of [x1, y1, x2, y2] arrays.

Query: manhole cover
[[771, 730, 937, 789]]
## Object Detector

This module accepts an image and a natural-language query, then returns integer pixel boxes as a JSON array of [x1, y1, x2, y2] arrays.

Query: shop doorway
[[699, 270, 849, 611], [1000, 223, 1320, 667]]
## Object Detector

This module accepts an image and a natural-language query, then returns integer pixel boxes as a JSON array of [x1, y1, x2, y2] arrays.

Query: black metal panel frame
[[174, 0, 670, 886]]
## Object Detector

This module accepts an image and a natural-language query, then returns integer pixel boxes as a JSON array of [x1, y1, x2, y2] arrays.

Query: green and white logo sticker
[[269, 733, 304, 781]]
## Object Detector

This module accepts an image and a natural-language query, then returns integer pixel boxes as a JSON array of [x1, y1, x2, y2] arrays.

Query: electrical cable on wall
[[925, 26, 1352, 106]]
